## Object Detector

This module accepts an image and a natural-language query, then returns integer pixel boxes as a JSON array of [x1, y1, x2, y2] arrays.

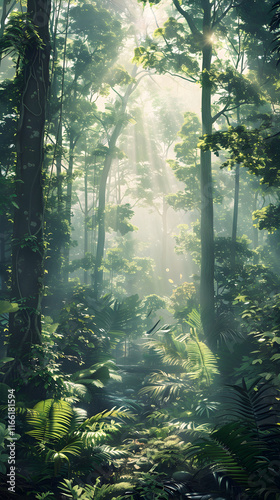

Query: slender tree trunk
[[0, 0, 16, 38], [9, 0, 51, 359], [93, 151, 115, 297], [84, 149, 89, 285], [252, 191, 259, 254], [231, 163, 240, 270], [161, 200, 168, 277], [63, 130, 75, 283], [231, 108, 240, 270], [93, 74, 136, 298], [200, 0, 215, 340], [0, 0, 8, 39]]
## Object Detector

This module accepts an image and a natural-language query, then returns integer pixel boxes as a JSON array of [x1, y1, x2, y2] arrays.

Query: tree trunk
[[200, 0, 215, 340], [93, 72, 137, 298], [231, 107, 241, 270], [63, 130, 75, 283], [0, 0, 16, 38], [231, 163, 240, 270], [93, 150, 115, 297], [161, 200, 168, 277], [9, 0, 51, 360], [252, 191, 259, 254], [84, 148, 89, 285]]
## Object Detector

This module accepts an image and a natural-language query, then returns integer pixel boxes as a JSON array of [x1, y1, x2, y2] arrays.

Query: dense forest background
[[1, 0, 280, 498]]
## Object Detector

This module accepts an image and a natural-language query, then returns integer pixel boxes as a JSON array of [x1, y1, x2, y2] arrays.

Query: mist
[[0, 0, 280, 498]]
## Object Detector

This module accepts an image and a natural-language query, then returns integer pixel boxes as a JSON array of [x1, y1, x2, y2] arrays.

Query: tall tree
[[136, 0, 238, 338], [8, 0, 51, 360], [93, 66, 139, 298]]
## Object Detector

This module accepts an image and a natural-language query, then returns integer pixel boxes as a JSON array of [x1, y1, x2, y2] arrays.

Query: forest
[[1, 0, 280, 498]]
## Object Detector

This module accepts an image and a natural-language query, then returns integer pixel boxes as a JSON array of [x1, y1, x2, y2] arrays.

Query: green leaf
[[26, 399, 73, 442], [0, 301, 18, 314]]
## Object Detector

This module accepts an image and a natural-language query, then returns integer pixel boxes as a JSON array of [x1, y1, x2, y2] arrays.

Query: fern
[[186, 334, 219, 386], [141, 316, 219, 402], [222, 379, 279, 433], [187, 309, 203, 332], [26, 399, 73, 442], [187, 379, 280, 498], [58, 478, 132, 500], [139, 370, 189, 401], [25, 400, 131, 476]]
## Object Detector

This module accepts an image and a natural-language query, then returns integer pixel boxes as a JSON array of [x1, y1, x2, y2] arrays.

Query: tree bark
[[200, 0, 215, 340], [9, 0, 51, 359]]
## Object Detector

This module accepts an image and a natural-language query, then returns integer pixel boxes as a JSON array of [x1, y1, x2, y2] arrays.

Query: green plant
[[187, 379, 280, 499], [59, 478, 133, 499], [0, 423, 20, 474], [25, 399, 132, 477], [34, 492, 56, 499], [140, 310, 219, 402], [133, 472, 169, 500], [0, 301, 18, 315]]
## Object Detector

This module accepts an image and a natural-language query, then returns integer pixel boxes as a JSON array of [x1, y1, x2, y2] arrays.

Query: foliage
[[25, 399, 132, 478], [0, 12, 44, 60], [0, 422, 20, 474], [140, 312, 219, 403], [106, 204, 137, 235], [187, 379, 280, 498], [166, 112, 201, 212], [2, 0, 280, 498], [170, 282, 199, 323], [0, 301, 18, 315]]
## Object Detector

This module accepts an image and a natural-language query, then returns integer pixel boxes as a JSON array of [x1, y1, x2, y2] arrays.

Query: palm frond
[[75, 407, 134, 446]]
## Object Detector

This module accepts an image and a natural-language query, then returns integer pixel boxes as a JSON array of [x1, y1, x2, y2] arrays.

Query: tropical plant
[[25, 399, 132, 478], [58, 477, 133, 499], [140, 311, 219, 403], [0, 422, 20, 474], [186, 379, 280, 499]]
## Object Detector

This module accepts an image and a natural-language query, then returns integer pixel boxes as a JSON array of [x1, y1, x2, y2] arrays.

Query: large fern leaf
[[186, 336, 219, 386], [222, 379, 280, 437], [26, 399, 73, 442]]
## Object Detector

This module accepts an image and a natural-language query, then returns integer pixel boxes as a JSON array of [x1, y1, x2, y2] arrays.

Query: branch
[[212, 102, 240, 123], [164, 69, 198, 83], [76, 194, 85, 214], [264, 130, 280, 141], [172, 0, 202, 39], [212, 1, 234, 28]]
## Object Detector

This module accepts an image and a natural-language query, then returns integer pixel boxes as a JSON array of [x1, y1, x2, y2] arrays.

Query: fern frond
[[186, 338, 219, 385], [26, 399, 73, 442], [139, 371, 189, 402], [187, 309, 203, 332], [222, 379, 280, 435]]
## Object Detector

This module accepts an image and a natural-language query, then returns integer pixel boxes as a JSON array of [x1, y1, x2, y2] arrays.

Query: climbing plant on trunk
[[8, 0, 51, 360]]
